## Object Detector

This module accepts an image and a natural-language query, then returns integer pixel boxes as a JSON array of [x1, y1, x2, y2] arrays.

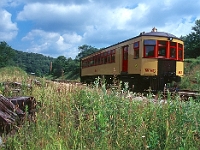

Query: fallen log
[[0, 94, 25, 134], [0, 95, 24, 119], [8, 96, 37, 115], [0, 95, 37, 135]]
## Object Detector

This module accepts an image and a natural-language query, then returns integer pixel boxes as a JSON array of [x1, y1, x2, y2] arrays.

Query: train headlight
[[168, 37, 173, 41]]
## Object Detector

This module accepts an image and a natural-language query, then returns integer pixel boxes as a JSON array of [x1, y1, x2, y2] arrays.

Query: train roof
[[109, 28, 181, 48], [139, 31, 179, 39], [138, 27, 180, 39], [81, 28, 182, 59]]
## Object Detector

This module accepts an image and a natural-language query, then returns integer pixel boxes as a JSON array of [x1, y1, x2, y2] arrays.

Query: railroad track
[[177, 90, 200, 100], [164, 89, 200, 101]]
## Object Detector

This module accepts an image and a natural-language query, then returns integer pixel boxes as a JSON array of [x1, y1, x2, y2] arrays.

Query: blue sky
[[0, 0, 200, 58]]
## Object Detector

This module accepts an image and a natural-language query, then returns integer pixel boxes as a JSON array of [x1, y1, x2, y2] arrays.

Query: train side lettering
[[178, 71, 182, 74], [145, 68, 156, 73]]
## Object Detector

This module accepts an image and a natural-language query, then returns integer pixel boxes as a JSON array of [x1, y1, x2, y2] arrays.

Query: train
[[80, 27, 184, 92]]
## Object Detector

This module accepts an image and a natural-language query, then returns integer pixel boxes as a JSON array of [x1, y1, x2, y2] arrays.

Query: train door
[[122, 46, 128, 72]]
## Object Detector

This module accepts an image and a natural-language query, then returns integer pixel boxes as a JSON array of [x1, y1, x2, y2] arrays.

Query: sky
[[0, 0, 200, 59]]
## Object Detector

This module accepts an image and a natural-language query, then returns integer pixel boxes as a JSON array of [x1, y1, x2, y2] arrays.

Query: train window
[[94, 55, 97, 65], [123, 46, 128, 60], [134, 42, 139, 48], [178, 50, 183, 59], [145, 46, 155, 57], [158, 41, 166, 57], [83, 59, 86, 67], [107, 50, 111, 63], [170, 48, 176, 58], [111, 49, 115, 63], [107, 55, 110, 63], [98, 54, 101, 65], [85, 60, 88, 67], [158, 41, 166, 46], [104, 58, 107, 64], [89, 58, 93, 66], [82, 60, 85, 68], [144, 40, 156, 45], [101, 53, 104, 64], [170, 42, 176, 46], [104, 52, 107, 64], [178, 43, 183, 48], [170, 42, 176, 58], [111, 54, 115, 63], [178, 43, 183, 60], [144, 40, 156, 57], [158, 47, 166, 57], [134, 49, 139, 59], [111, 49, 116, 54], [134, 41, 139, 59]]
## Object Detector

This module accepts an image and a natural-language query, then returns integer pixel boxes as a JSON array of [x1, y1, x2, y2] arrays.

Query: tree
[[182, 19, 200, 58], [76, 45, 99, 60], [12, 50, 54, 76], [52, 56, 67, 77], [0, 41, 16, 67]]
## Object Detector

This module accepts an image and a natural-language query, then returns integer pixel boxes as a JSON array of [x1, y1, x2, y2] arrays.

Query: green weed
[[0, 68, 200, 149]]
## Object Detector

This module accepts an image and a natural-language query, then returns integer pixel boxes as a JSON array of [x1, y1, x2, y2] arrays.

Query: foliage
[[0, 66, 27, 78], [0, 42, 55, 77], [51, 56, 67, 77], [76, 44, 99, 60], [0, 42, 99, 80], [179, 58, 200, 90], [182, 19, 200, 58], [0, 41, 16, 67], [51, 45, 99, 79], [13, 50, 54, 77], [0, 72, 200, 150]]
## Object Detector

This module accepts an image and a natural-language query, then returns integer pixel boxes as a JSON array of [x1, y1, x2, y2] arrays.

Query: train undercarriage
[[80, 74, 181, 92]]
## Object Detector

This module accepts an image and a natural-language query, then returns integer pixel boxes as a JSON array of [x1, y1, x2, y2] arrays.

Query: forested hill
[[0, 41, 98, 79], [13, 50, 55, 76]]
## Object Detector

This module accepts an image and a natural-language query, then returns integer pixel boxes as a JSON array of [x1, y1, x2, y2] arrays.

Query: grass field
[[0, 67, 200, 149]]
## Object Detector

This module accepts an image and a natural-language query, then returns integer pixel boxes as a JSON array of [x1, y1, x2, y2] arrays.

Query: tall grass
[[0, 67, 200, 149]]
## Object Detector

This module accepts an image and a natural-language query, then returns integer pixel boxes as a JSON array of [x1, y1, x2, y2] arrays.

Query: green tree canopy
[[51, 45, 99, 79], [52, 56, 67, 77], [182, 19, 200, 58], [0, 41, 16, 67], [76, 45, 99, 60]]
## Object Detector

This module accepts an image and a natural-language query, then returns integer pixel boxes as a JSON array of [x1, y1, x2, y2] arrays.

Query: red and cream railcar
[[81, 28, 184, 91]]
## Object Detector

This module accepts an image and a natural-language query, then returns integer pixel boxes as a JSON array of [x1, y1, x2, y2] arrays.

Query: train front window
[[144, 40, 156, 57], [158, 47, 166, 56], [158, 41, 166, 57], [170, 42, 176, 58], [145, 46, 155, 57], [178, 50, 183, 59], [134, 41, 139, 59], [170, 48, 176, 58], [178, 43, 183, 60]]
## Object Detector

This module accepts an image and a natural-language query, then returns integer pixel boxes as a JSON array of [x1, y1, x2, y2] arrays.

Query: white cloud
[[0, 9, 18, 41], [17, 3, 83, 21], [160, 16, 195, 37], [1, 0, 200, 58], [22, 29, 82, 58]]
